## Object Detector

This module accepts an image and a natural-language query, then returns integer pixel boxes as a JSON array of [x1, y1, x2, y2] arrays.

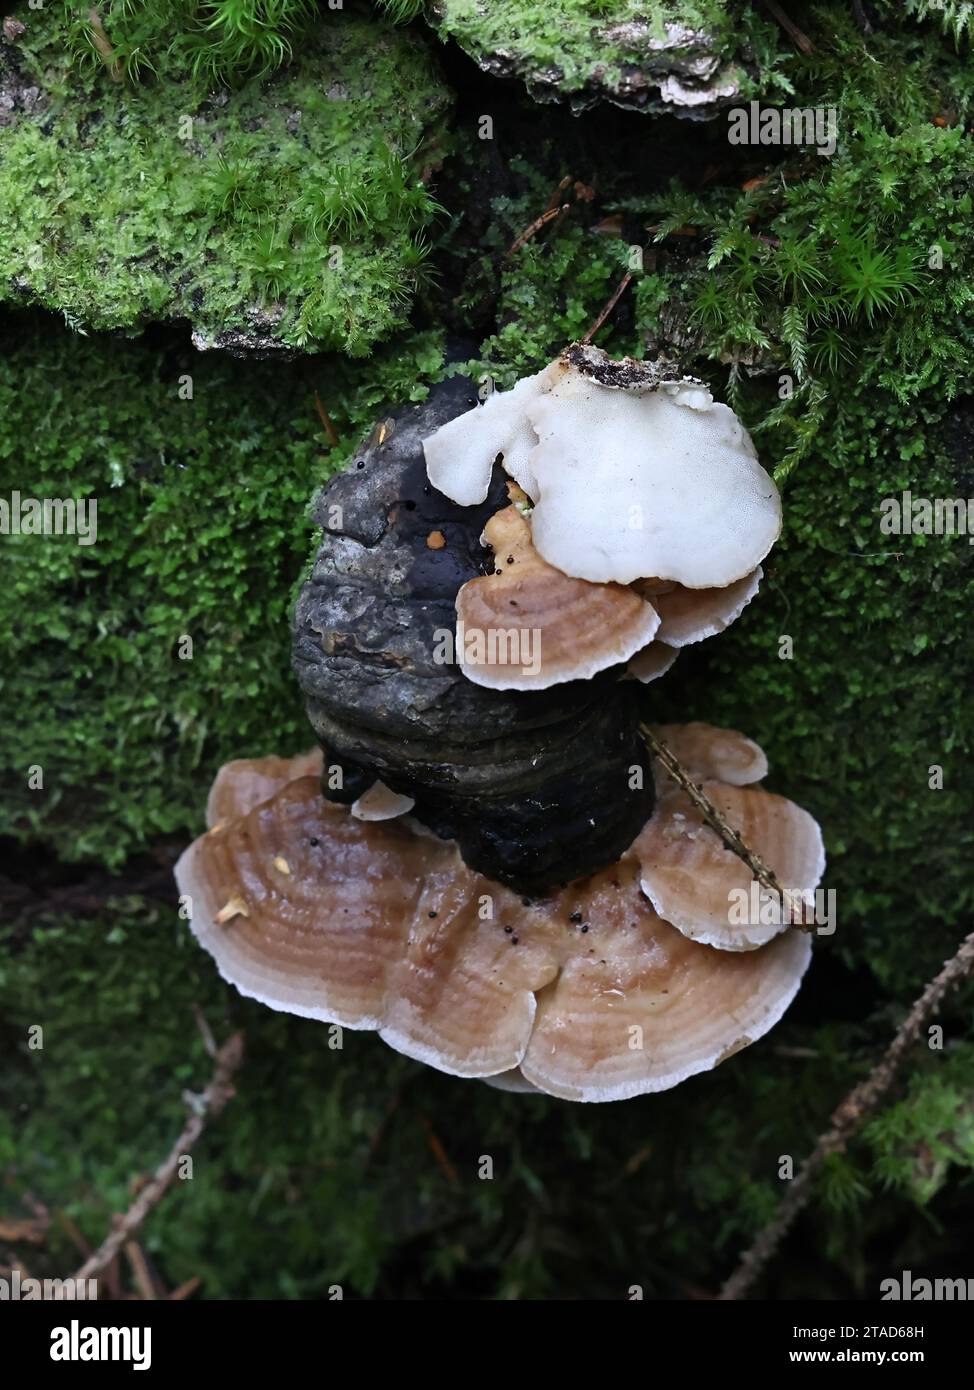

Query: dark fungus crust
[[562, 342, 703, 392], [291, 372, 654, 894]]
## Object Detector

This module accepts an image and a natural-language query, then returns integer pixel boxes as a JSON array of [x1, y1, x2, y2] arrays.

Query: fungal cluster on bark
[[291, 370, 654, 894], [178, 347, 825, 1102]]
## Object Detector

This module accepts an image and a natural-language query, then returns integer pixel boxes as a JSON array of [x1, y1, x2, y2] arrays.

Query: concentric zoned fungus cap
[[178, 761, 813, 1101], [454, 504, 660, 689], [351, 780, 416, 821], [650, 721, 768, 785], [636, 567, 763, 647], [633, 724, 825, 951], [423, 345, 781, 589], [205, 749, 324, 828], [177, 774, 554, 1075], [512, 857, 811, 1102]]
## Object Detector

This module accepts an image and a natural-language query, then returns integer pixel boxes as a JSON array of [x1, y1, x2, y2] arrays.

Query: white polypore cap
[[422, 350, 781, 589], [423, 362, 563, 506], [525, 370, 779, 587], [351, 780, 416, 821]]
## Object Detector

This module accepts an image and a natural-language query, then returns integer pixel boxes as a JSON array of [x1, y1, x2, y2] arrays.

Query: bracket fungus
[[179, 360, 824, 1102], [636, 567, 763, 648], [626, 641, 680, 685], [454, 502, 660, 689], [423, 345, 781, 590], [205, 749, 324, 830], [177, 747, 814, 1102], [423, 350, 775, 694], [292, 372, 654, 894], [634, 724, 826, 951], [351, 780, 416, 821]]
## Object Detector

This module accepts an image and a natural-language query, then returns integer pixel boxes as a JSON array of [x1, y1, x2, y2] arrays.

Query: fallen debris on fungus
[[634, 723, 825, 951], [423, 345, 781, 589], [351, 780, 416, 821]]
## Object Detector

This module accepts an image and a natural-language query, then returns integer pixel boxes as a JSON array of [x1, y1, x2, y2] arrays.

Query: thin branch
[[0, 1216, 48, 1244], [125, 1241, 158, 1301], [761, 0, 816, 55], [545, 175, 573, 213], [191, 1003, 218, 1060], [420, 1114, 460, 1185], [504, 205, 568, 260], [640, 724, 816, 929], [73, 1032, 245, 1285], [87, 8, 123, 81], [54, 1210, 91, 1262], [581, 270, 634, 345], [167, 1275, 202, 1301], [719, 926, 974, 1299], [851, 0, 873, 36], [314, 391, 340, 449]]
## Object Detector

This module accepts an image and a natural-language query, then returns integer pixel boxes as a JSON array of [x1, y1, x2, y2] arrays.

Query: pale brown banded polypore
[[635, 567, 763, 647], [177, 724, 821, 1103], [455, 504, 660, 690], [634, 724, 825, 951]]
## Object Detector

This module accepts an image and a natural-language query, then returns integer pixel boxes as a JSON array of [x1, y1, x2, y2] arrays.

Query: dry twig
[[420, 1115, 460, 1185], [504, 205, 568, 260], [581, 270, 635, 345], [73, 1031, 244, 1285], [761, 1, 816, 55], [167, 1275, 202, 1301], [640, 725, 817, 929], [87, 8, 123, 80], [545, 175, 573, 213], [314, 392, 341, 449], [719, 927, 974, 1299], [125, 1241, 158, 1301]]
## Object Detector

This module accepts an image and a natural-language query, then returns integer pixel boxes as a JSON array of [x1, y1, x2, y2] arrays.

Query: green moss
[[902, 0, 974, 42], [2, 0, 974, 1302], [2, 897, 970, 1298], [865, 1044, 974, 1204], [425, 0, 783, 112], [57, 1, 321, 85], [0, 6, 450, 353], [439, 15, 974, 1000], [0, 314, 445, 864]]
